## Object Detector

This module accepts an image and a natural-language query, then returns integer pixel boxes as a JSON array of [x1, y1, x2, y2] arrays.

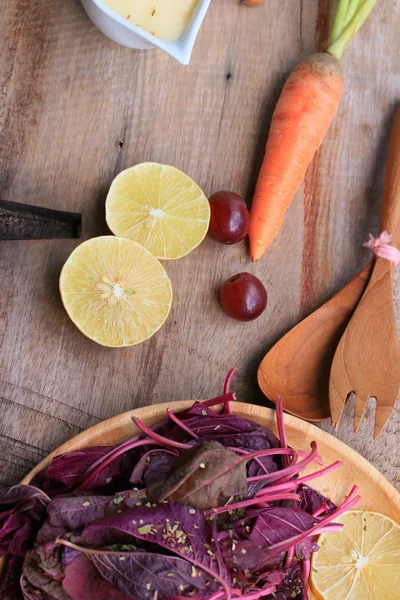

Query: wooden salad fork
[[257, 260, 372, 422], [329, 109, 400, 438]]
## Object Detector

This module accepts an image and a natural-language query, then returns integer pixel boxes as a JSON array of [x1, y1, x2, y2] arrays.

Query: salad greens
[[0, 372, 359, 600]]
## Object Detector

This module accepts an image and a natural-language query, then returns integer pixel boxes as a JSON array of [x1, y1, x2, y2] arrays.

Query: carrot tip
[[251, 246, 267, 262]]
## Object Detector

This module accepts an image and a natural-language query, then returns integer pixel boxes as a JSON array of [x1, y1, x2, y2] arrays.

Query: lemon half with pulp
[[60, 236, 172, 347], [310, 510, 400, 600], [105, 163, 210, 260]]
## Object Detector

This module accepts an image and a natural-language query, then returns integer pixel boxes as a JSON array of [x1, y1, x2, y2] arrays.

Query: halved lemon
[[105, 163, 210, 260], [60, 236, 172, 347], [310, 510, 400, 600]]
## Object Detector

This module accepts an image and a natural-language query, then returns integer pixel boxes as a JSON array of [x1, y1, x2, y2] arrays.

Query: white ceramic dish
[[81, 0, 211, 64]]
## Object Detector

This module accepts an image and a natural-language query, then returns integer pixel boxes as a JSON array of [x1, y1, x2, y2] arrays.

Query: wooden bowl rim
[[261, 395, 329, 423]]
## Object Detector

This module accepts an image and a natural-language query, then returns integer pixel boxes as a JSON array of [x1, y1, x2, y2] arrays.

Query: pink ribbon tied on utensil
[[364, 231, 400, 264]]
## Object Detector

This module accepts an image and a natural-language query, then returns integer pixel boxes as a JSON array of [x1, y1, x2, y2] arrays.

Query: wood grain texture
[[0, 0, 399, 489], [1, 401, 398, 599], [330, 109, 400, 438]]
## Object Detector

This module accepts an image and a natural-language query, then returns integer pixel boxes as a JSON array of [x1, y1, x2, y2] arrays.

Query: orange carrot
[[249, 0, 378, 262], [249, 53, 343, 261], [243, 0, 264, 6]]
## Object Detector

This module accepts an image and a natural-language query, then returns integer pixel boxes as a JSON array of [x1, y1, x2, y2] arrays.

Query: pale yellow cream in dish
[[101, 0, 198, 42]]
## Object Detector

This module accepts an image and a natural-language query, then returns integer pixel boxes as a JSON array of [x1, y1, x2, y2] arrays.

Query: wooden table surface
[[0, 0, 399, 491]]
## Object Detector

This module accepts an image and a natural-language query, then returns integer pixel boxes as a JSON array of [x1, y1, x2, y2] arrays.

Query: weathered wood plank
[[0, 436, 47, 487]]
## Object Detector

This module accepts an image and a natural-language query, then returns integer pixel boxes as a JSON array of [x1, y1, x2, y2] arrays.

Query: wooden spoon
[[329, 109, 400, 438], [258, 261, 372, 421]]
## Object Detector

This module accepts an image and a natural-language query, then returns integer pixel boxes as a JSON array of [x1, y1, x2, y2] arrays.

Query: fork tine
[[374, 398, 398, 439], [329, 381, 351, 429], [354, 395, 368, 433]]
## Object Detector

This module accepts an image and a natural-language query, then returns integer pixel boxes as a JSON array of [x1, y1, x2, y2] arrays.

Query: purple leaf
[[248, 507, 319, 567], [156, 404, 280, 452], [218, 507, 320, 574], [246, 455, 279, 497], [22, 553, 69, 600], [61, 545, 82, 569], [36, 522, 67, 546], [20, 575, 43, 600], [89, 550, 218, 600], [297, 485, 336, 515], [78, 501, 228, 593], [265, 561, 308, 600], [29, 544, 64, 581], [80, 501, 218, 568], [247, 507, 318, 549], [0, 487, 49, 508], [247, 455, 278, 478], [256, 569, 287, 586], [130, 449, 177, 487], [47, 489, 145, 532], [63, 554, 128, 600], [19, 542, 66, 599], [47, 495, 112, 531], [33, 447, 118, 495], [0, 555, 24, 600], [148, 441, 247, 510], [0, 486, 49, 557], [76, 438, 164, 493]]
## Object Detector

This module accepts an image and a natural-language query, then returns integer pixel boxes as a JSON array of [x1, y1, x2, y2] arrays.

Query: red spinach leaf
[[148, 441, 247, 510], [297, 485, 336, 515], [186, 406, 280, 445], [33, 447, 117, 496], [154, 404, 280, 458], [21, 553, 69, 600], [89, 550, 218, 600], [130, 449, 177, 487], [0, 486, 49, 557], [63, 554, 128, 600], [247, 507, 318, 547], [265, 561, 309, 600], [78, 501, 228, 589], [218, 507, 320, 573], [47, 489, 146, 533], [36, 522, 68, 546], [0, 555, 24, 600]]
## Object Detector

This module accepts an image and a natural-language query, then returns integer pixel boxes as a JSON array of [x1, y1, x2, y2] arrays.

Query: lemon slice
[[105, 163, 210, 260], [60, 236, 172, 347], [310, 510, 400, 600]]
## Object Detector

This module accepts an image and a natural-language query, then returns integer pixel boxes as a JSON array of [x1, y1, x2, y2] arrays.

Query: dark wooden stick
[[0, 200, 82, 240]]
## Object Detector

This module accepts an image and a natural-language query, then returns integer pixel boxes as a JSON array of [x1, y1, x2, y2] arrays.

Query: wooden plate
[[3, 401, 400, 597]]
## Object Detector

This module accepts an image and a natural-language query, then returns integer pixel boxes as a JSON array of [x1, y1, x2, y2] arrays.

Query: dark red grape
[[220, 272, 267, 321], [208, 191, 249, 244]]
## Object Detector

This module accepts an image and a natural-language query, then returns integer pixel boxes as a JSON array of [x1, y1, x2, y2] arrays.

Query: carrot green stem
[[327, 0, 378, 60], [330, 0, 369, 45], [329, 0, 350, 46], [343, 0, 365, 29]]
